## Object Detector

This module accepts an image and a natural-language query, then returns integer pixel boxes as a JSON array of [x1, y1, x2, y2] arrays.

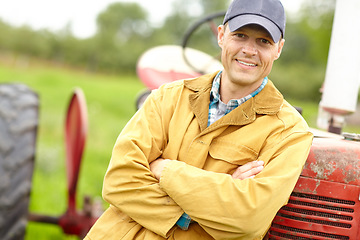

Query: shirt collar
[[210, 70, 268, 107]]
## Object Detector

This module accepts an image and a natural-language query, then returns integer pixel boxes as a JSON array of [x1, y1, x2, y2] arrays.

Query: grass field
[[0, 62, 359, 239], [0, 63, 144, 239]]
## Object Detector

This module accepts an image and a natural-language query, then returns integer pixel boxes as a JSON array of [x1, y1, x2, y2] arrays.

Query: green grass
[[0, 64, 145, 239], [0, 63, 359, 239]]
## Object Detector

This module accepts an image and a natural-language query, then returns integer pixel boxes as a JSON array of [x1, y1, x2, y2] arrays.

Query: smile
[[236, 60, 257, 67]]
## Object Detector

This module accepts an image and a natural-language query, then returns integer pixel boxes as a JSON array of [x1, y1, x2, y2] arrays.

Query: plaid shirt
[[176, 71, 268, 230], [208, 71, 268, 126]]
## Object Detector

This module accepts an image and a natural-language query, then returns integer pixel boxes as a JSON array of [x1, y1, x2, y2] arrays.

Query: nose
[[241, 41, 257, 56]]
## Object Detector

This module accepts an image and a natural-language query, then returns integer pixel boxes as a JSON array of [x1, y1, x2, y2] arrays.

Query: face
[[217, 24, 285, 98]]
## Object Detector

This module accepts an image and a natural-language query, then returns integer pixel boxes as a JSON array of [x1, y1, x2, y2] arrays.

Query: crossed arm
[[104, 129, 312, 239], [150, 159, 265, 230], [102, 90, 313, 239], [150, 158, 264, 181]]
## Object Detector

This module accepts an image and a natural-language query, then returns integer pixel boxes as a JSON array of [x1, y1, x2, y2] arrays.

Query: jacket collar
[[184, 71, 284, 131]]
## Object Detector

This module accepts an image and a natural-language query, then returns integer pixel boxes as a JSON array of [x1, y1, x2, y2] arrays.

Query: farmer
[[85, 0, 313, 239]]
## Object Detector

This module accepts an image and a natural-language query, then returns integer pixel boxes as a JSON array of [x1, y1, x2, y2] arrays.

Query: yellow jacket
[[85, 72, 313, 240]]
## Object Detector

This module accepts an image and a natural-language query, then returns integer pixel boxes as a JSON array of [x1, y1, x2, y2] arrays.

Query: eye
[[235, 33, 246, 38], [260, 38, 271, 44], [260, 38, 270, 44]]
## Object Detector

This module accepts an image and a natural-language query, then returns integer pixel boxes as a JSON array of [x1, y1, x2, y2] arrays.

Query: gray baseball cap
[[223, 0, 286, 43]]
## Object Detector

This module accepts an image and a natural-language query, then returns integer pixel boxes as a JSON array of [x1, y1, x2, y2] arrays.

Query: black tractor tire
[[0, 84, 39, 240]]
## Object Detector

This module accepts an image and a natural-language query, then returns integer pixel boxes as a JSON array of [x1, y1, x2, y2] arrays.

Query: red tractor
[[268, 0, 360, 238], [0, 0, 359, 239], [0, 86, 99, 239]]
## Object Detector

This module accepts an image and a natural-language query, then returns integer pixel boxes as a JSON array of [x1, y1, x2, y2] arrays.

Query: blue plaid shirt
[[176, 71, 268, 230], [208, 71, 268, 126]]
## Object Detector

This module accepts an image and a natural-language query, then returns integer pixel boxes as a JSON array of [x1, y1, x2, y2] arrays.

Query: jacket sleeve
[[102, 89, 183, 238], [159, 130, 313, 240]]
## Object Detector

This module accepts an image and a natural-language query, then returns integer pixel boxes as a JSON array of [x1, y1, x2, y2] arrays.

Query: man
[[85, 0, 313, 239]]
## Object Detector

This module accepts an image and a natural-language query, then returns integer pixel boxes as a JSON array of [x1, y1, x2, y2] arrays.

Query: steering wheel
[[135, 11, 226, 111], [181, 11, 226, 74]]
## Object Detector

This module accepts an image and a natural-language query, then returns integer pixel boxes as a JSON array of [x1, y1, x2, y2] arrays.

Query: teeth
[[237, 60, 256, 67]]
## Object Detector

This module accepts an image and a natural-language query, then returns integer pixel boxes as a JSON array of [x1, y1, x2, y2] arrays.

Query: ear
[[275, 39, 285, 60], [217, 25, 225, 48]]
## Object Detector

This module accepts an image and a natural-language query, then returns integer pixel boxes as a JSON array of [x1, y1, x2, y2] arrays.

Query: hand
[[150, 158, 171, 180], [232, 161, 264, 180]]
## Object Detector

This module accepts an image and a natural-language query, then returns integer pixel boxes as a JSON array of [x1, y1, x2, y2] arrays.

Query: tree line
[[0, 0, 335, 101]]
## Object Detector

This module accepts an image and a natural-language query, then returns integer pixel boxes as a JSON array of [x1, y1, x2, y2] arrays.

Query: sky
[[0, 0, 304, 39]]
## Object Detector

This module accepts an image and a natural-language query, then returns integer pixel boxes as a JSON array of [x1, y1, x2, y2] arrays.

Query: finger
[[232, 166, 263, 180], [244, 160, 264, 171], [150, 159, 170, 180], [234, 161, 263, 175], [232, 165, 263, 180], [232, 161, 264, 180]]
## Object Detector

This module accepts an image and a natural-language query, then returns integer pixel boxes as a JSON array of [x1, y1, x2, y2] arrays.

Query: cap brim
[[228, 14, 282, 43]]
